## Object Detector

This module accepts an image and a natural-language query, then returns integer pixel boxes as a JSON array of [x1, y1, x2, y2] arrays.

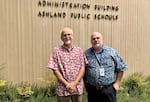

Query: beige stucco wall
[[0, 0, 150, 85]]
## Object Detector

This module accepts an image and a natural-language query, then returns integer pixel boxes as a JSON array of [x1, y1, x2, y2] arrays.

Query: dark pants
[[86, 83, 116, 102]]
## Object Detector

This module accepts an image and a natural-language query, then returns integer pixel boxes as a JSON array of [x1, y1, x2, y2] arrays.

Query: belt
[[87, 83, 114, 91]]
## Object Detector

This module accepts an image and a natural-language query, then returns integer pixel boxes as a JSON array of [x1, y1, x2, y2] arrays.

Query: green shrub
[[121, 73, 149, 96], [1, 72, 150, 102]]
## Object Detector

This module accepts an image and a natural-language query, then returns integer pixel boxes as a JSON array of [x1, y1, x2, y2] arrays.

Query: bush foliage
[[0, 72, 150, 102]]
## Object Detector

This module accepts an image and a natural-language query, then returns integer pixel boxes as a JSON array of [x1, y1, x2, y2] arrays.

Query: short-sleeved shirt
[[84, 45, 128, 86], [48, 45, 86, 96]]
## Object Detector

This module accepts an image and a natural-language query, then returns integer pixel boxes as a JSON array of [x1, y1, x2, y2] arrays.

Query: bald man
[[84, 32, 128, 102]]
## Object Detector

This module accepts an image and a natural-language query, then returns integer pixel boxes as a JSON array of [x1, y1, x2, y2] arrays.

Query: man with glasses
[[48, 27, 87, 102], [84, 32, 128, 102]]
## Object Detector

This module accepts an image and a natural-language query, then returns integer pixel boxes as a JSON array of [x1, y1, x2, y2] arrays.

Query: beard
[[93, 43, 101, 50], [64, 40, 71, 45], [95, 44, 101, 47]]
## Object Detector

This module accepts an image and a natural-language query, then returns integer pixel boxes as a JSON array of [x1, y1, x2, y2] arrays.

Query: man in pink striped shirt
[[48, 27, 86, 102]]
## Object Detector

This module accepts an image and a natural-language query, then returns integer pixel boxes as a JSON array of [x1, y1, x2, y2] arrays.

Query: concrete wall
[[0, 0, 150, 85]]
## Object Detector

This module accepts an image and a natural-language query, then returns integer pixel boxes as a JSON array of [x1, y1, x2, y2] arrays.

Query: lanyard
[[94, 52, 101, 67]]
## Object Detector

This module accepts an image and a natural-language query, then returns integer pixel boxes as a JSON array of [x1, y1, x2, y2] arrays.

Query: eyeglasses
[[63, 33, 71, 37]]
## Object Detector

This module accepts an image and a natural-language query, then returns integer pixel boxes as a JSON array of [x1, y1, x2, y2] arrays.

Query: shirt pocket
[[101, 56, 115, 68], [87, 59, 97, 68]]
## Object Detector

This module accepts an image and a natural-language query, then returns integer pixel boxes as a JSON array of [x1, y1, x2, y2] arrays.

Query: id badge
[[99, 68, 105, 76]]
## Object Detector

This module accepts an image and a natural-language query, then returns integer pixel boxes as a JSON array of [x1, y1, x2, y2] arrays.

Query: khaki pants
[[57, 94, 83, 102]]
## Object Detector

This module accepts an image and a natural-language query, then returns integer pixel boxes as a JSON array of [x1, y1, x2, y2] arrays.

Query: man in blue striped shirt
[[84, 32, 128, 102]]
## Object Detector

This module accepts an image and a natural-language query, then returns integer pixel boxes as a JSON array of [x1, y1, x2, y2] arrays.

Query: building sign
[[37, 0, 119, 21]]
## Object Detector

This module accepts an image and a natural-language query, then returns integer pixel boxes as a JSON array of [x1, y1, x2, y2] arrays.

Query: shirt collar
[[92, 46, 104, 54], [61, 45, 74, 52]]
